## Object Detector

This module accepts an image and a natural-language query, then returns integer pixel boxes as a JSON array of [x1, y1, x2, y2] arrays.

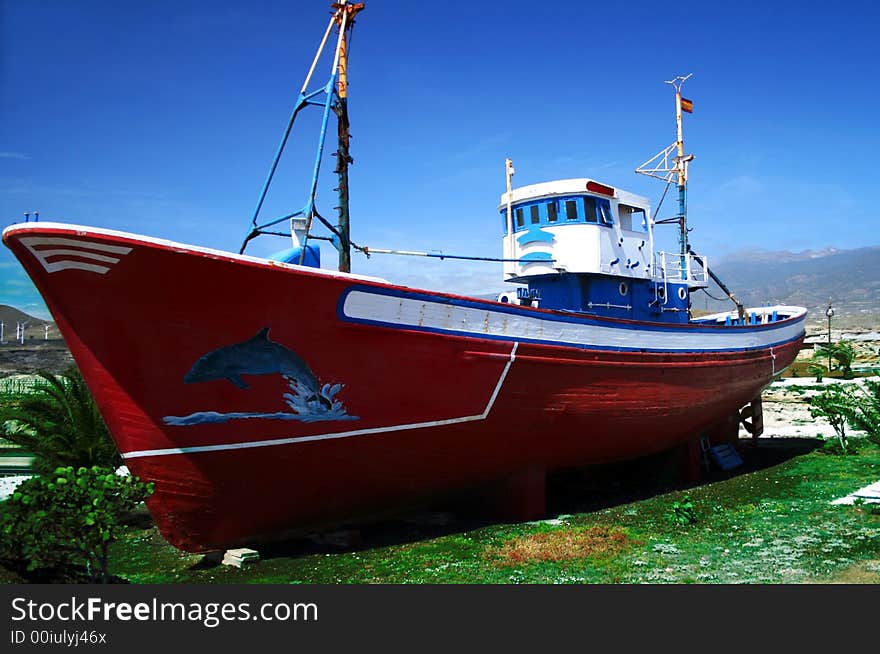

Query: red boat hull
[[3, 224, 806, 551]]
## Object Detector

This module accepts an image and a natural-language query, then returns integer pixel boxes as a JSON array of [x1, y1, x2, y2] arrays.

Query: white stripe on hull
[[19, 236, 133, 275], [123, 343, 519, 459], [341, 290, 805, 352]]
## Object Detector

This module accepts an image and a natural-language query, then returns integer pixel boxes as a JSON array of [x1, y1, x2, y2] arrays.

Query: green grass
[[6, 438, 880, 584]]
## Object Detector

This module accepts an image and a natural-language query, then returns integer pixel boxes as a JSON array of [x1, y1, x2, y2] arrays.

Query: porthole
[[657, 287, 666, 300], [619, 282, 628, 296], [678, 287, 687, 301]]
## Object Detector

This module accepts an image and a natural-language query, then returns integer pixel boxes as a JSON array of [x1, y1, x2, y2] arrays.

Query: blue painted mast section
[[238, 1, 363, 274], [238, 10, 337, 255], [299, 72, 341, 258], [673, 78, 691, 283], [238, 82, 336, 253], [678, 179, 688, 280]]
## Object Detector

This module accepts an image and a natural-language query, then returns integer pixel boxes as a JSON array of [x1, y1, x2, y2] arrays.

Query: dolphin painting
[[183, 327, 331, 409]]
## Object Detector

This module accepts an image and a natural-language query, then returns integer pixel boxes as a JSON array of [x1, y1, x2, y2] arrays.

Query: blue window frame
[[504, 196, 614, 233], [530, 205, 540, 224]]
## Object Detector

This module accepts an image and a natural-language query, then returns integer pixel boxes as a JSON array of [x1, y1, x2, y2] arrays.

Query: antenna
[[664, 73, 693, 93]]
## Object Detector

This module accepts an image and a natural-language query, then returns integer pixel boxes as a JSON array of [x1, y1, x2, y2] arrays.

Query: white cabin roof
[[498, 178, 650, 212]]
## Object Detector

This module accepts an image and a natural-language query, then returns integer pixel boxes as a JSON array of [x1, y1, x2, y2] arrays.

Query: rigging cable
[[699, 287, 732, 302], [651, 181, 673, 222]]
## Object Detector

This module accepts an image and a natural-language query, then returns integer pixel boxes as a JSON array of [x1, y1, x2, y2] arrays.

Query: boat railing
[[655, 251, 709, 288]]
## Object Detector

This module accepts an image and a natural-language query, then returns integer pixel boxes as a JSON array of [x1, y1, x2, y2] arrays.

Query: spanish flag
[[681, 97, 694, 113]]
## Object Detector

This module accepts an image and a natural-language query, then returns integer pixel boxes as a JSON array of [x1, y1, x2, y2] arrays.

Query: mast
[[332, 1, 363, 273], [635, 73, 694, 280], [636, 76, 746, 319]]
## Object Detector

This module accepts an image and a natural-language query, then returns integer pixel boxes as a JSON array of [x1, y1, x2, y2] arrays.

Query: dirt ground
[[0, 341, 74, 378]]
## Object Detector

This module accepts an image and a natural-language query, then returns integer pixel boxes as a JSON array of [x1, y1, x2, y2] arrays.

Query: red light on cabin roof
[[586, 181, 615, 196]]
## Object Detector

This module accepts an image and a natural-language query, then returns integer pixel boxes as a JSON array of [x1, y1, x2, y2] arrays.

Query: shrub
[[809, 380, 880, 450], [844, 380, 880, 446], [807, 363, 826, 383], [814, 341, 856, 379], [665, 495, 697, 526], [0, 466, 153, 583], [809, 384, 851, 452]]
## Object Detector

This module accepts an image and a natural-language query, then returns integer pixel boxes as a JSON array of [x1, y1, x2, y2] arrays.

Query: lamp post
[[825, 299, 834, 372]]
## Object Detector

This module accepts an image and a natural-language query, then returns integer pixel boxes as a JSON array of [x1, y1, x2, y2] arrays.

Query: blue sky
[[2, 0, 878, 319]]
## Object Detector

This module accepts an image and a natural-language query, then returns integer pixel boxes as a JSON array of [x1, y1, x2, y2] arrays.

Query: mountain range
[[690, 246, 880, 326]]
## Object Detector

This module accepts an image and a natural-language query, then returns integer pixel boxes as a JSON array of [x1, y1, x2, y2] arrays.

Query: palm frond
[[0, 367, 120, 475]]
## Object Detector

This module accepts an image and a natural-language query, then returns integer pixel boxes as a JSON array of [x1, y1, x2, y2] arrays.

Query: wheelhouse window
[[515, 207, 524, 228], [632, 208, 647, 231], [598, 199, 613, 226], [565, 200, 578, 220], [530, 205, 540, 224], [618, 204, 647, 231], [618, 205, 634, 231], [547, 201, 558, 222], [583, 196, 597, 223]]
